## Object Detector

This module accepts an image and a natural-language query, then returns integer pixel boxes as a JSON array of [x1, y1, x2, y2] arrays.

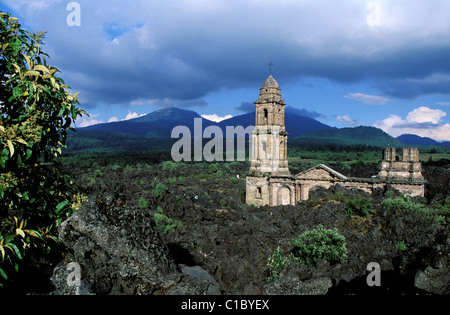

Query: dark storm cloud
[[4, 0, 450, 108], [235, 102, 255, 113]]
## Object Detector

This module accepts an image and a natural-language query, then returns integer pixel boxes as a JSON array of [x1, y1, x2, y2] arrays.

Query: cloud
[[124, 111, 146, 121], [146, 98, 208, 109], [75, 114, 105, 127], [406, 107, 446, 124], [376, 73, 450, 99], [4, 0, 450, 112], [108, 116, 119, 123], [437, 101, 450, 106], [285, 106, 324, 119], [201, 114, 233, 123], [374, 106, 450, 141], [235, 102, 255, 113], [336, 115, 362, 126], [74, 111, 146, 126], [2, 0, 61, 12], [343, 93, 390, 105]]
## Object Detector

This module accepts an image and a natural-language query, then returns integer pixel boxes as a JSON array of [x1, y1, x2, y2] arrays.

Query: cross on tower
[[268, 62, 274, 75]]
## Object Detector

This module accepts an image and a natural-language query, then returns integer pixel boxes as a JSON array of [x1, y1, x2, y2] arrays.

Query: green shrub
[[347, 197, 373, 217], [333, 191, 348, 203], [124, 165, 134, 173], [434, 196, 450, 224], [138, 197, 148, 209], [267, 226, 348, 281], [162, 160, 178, 172], [307, 197, 322, 210], [384, 190, 394, 198], [204, 192, 212, 203], [153, 183, 168, 200], [93, 169, 104, 177], [209, 163, 218, 173], [154, 212, 182, 236], [382, 196, 445, 234], [333, 192, 373, 217], [396, 241, 406, 251], [291, 225, 348, 268], [220, 198, 228, 209], [267, 247, 292, 281]]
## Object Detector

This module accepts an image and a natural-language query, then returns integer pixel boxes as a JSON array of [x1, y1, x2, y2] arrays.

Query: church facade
[[246, 75, 426, 207]]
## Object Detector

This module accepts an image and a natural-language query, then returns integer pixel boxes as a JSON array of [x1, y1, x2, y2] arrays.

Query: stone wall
[[246, 152, 426, 206], [246, 176, 270, 206]]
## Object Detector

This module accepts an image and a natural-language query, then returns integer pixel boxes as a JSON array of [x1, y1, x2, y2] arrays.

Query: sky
[[1, 0, 450, 141]]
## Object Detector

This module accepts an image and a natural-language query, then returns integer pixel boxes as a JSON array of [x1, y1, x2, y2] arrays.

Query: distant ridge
[[68, 107, 334, 153], [397, 134, 450, 148], [132, 107, 201, 123], [79, 107, 333, 138], [82, 107, 212, 138], [293, 126, 404, 147], [68, 107, 450, 153], [217, 111, 333, 138]]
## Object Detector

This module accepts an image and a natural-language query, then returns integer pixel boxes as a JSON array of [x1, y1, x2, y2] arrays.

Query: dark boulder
[[54, 195, 223, 295]]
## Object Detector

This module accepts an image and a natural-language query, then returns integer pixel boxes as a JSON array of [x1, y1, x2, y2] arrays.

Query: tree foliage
[[0, 12, 86, 286]]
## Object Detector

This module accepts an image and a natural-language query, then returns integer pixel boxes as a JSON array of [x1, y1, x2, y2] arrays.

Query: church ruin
[[246, 75, 426, 207]]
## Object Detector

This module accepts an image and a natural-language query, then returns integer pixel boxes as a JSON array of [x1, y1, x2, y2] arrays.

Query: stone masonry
[[246, 75, 426, 207]]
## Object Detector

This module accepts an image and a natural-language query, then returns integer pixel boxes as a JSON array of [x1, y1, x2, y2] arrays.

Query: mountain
[[82, 107, 211, 138], [133, 107, 201, 123], [67, 107, 333, 153], [217, 111, 333, 138], [293, 126, 404, 147], [397, 134, 450, 148], [80, 107, 333, 139]]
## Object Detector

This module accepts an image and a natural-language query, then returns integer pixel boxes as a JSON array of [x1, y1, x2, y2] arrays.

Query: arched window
[[263, 108, 268, 124]]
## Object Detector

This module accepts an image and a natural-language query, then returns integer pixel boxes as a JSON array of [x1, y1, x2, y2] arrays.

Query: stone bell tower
[[378, 147, 424, 182], [249, 74, 290, 176]]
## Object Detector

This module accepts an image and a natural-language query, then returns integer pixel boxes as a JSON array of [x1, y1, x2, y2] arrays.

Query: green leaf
[[57, 106, 66, 117], [7, 243, 22, 260], [4, 234, 15, 244], [55, 200, 69, 215], [0, 267, 8, 280], [26, 148, 33, 160]]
